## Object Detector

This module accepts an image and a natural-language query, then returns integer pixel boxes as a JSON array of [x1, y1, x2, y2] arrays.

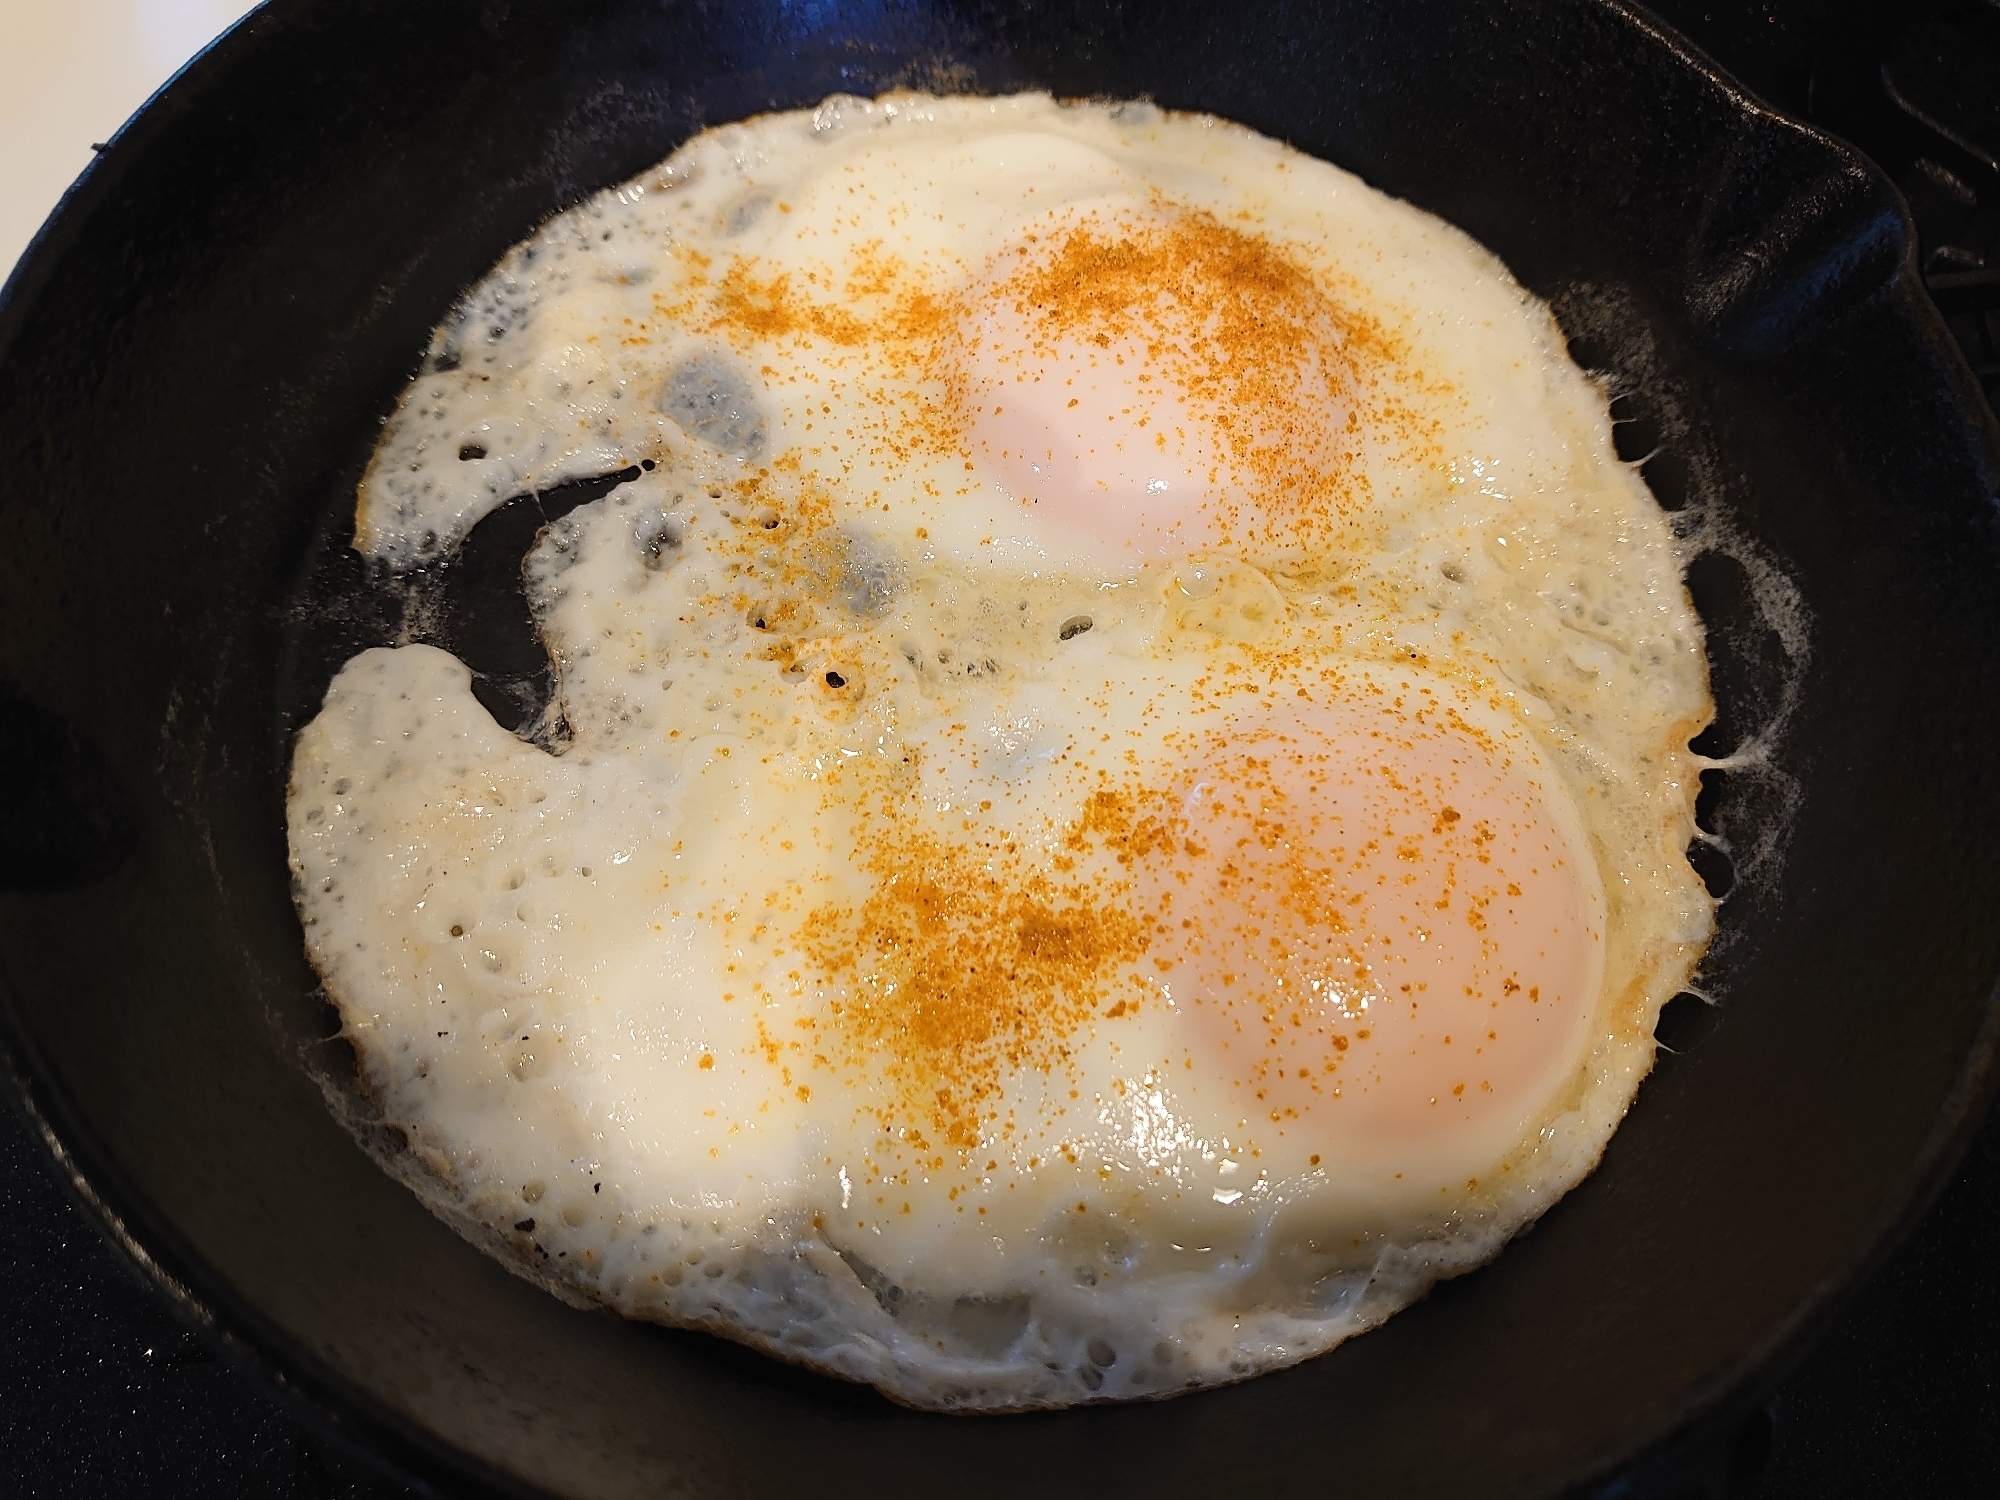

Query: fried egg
[[290, 92, 1713, 1409]]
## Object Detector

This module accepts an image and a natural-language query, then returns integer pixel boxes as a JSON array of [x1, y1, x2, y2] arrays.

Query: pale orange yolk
[[948, 204, 1356, 558], [1136, 691, 1602, 1179], [964, 303, 1223, 552]]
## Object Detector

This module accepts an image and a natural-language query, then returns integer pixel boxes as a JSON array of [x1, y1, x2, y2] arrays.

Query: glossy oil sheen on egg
[[290, 92, 1714, 1409]]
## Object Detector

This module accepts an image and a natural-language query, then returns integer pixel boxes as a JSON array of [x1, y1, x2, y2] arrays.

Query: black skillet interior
[[4, 1, 2000, 1496]]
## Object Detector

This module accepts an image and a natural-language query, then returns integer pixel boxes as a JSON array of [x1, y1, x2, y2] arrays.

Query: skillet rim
[[3, 1, 1999, 1494]]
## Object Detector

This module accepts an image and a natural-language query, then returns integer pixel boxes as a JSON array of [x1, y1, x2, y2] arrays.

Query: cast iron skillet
[[4, 1, 2000, 1495]]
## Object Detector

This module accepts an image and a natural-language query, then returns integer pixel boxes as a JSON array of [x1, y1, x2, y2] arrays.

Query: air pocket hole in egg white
[[296, 90, 1714, 1411]]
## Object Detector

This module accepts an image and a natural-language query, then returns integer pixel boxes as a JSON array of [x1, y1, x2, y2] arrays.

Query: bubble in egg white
[[291, 91, 1714, 1410]]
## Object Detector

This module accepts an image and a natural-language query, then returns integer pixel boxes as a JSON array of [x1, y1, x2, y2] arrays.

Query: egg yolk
[[949, 202, 1357, 557], [1135, 691, 1603, 1178]]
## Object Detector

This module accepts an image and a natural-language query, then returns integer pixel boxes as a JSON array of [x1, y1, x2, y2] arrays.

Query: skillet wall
[[4, 1, 2000, 1496]]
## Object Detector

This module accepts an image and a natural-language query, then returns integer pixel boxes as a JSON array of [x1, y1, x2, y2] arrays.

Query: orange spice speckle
[[798, 796, 1152, 1150]]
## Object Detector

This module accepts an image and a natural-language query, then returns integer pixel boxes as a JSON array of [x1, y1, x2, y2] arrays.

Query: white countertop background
[[2, 0, 263, 278]]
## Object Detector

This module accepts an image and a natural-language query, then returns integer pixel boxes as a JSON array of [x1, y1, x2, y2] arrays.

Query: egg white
[[292, 92, 1713, 1408]]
